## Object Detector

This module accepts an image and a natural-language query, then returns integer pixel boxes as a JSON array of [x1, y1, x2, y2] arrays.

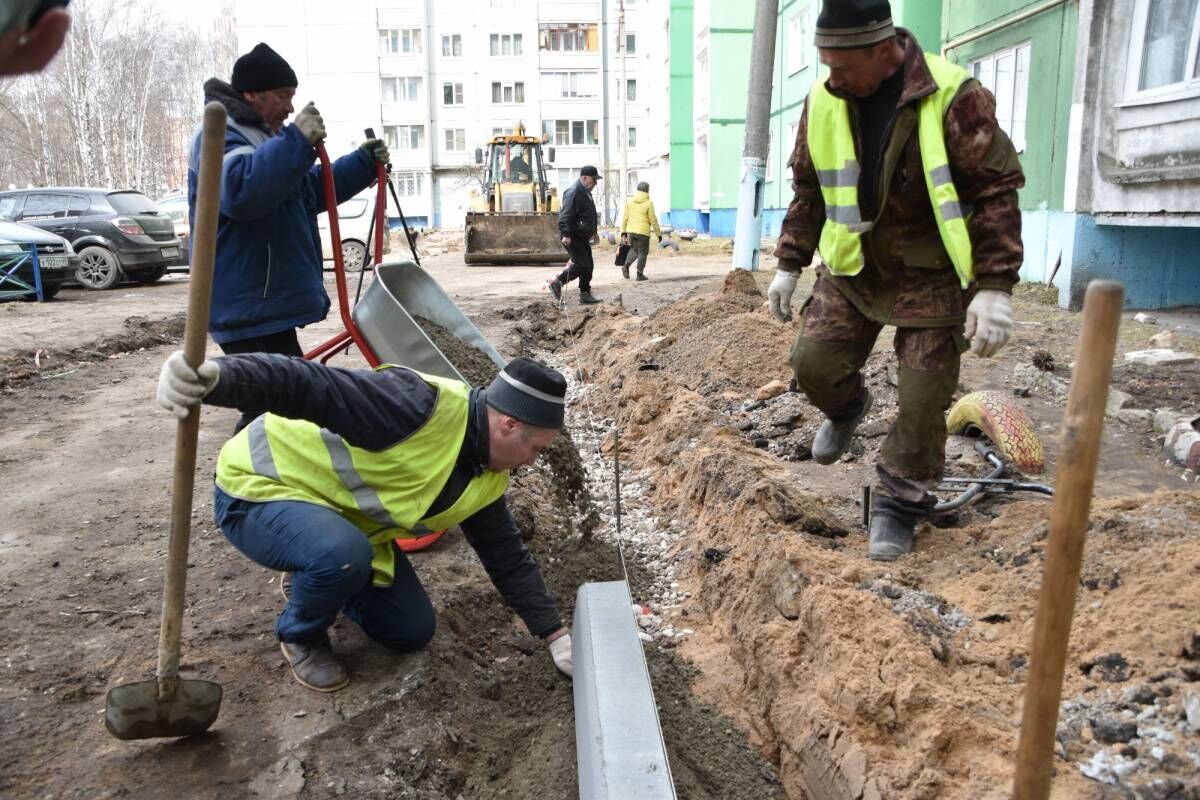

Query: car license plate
[[40, 256, 68, 269], [161, 247, 179, 258]]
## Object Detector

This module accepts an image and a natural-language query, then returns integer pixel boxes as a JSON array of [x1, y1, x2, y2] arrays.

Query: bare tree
[[0, 0, 235, 195]]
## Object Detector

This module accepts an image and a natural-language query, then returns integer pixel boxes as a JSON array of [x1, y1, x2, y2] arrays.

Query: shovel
[[105, 102, 227, 740]]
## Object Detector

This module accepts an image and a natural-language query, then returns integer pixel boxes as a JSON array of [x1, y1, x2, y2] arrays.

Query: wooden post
[[1012, 280, 1124, 799]]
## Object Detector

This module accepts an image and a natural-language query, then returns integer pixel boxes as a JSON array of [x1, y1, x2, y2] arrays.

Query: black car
[[0, 188, 185, 290], [0, 220, 78, 300]]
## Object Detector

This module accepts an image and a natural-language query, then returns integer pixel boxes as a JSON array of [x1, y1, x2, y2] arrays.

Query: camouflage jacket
[[773, 30, 1025, 327]]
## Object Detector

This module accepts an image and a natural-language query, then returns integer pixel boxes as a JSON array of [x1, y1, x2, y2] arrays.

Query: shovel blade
[[104, 678, 223, 740]]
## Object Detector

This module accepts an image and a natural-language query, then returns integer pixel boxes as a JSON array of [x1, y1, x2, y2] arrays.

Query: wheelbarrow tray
[[352, 260, 506, 385]]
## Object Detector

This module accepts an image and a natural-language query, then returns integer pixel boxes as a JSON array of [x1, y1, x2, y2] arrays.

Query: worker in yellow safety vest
[[768, 0, 1025, 561], [157, 351, 574, 692]]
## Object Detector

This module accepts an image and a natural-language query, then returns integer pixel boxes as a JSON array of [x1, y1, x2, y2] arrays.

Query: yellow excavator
[[464, 123, 564, 265]]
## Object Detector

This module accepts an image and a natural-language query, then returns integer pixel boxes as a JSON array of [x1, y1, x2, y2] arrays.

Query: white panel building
[[233, 0, 669, 229]]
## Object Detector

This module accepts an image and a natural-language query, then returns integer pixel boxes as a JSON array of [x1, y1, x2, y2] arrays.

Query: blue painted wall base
[[667, 207, 787, 238]]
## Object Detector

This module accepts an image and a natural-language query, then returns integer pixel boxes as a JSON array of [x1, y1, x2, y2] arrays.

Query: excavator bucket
[[464, 211, 566, 265]]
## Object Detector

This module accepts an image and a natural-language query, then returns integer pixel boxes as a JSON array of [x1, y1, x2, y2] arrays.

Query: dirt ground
[[2, 244, 1199, 799]]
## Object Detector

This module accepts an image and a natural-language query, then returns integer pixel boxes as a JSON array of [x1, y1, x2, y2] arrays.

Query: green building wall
[[669, 0, 695, 213]]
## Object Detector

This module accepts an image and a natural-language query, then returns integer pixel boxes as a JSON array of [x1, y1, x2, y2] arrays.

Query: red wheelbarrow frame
[[303, 144, 445, 553]]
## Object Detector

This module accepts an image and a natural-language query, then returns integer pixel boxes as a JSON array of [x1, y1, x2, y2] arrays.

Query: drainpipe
[[600, 0, 612, 224], [619, 0, 628, 213], [730, 0, 779, 272], [424, 0, 438, 227]]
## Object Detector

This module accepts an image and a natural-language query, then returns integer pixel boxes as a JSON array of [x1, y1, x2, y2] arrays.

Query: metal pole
[[731, 0, 779, 272], [619, 0, 628, 214]]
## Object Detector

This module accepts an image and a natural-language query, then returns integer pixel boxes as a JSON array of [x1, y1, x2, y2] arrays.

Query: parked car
[[0, 188, 185, 290], [155, 193, 190, 270], [0, 219, 79, 300], [317, 189, 390, 272]]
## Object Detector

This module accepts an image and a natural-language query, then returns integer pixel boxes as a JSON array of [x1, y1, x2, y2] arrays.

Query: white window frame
[[385, 125, 424, 151], [787, 11, 810, 75], [491, 81, 525, 104], [380, 28, 422, 56], [441, 34, 462, 57], [381, 76, 422, 103], [969, 41, 1030, 153], [626, 78, 637, 101], [490, 32, 523, 57], [1123, 0, 1200, 104], [546, 119, 598, 146], [444, 128, 466, 152], [625, 33, 636, 55], [543, 71, 597, 98], [627, 126, 637, 148], [392, 170, 424, 197], [442, 82, 464, 105]]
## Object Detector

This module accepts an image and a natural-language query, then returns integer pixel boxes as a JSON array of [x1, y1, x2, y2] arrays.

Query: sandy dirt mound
[[559, 272, 1200, 799]]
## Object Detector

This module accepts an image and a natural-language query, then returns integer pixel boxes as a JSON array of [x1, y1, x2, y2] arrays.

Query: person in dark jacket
[[156, 350, 575, 692], [768, 0, 1024, 561], [547, 165, 602, 305], [188, 44, 387, 389]]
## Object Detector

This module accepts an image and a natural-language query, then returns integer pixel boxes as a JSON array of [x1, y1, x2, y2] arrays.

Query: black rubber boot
[[636, 272, 648, 281], [868, 513, 916, 561], [547, 279, 563, 300], [812, 389, 873, 465], [621, 264, 630, 279], [579, 291, 601, 304]]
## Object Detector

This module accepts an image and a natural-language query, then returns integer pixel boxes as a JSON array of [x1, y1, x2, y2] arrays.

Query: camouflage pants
[[789, 276, 966, 506]]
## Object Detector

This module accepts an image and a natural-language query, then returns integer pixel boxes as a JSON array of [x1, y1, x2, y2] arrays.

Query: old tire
[[76, 246, 122, 290], [341, 240, 367, 273], [947, 390, 1045, 475], [131, 265, 167, 285]]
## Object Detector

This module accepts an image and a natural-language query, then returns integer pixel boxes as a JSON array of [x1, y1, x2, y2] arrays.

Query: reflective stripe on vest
[[808, 53, 975, 287], [216, 367, 510, 586]]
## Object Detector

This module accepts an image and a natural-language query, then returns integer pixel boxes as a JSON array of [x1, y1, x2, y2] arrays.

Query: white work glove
[[548, 633, 573, 678], [768, 269, 800, 322], [964, 289, 1013, 358], [360, 137, 389, 164], [157, 351, 220, 420], [294, 102, 325, 145]]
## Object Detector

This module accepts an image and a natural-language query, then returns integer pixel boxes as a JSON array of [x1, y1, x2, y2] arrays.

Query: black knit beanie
[[484, 357, 567, 430], [231, 43, 298, 93], [815, 0, 896, 49]]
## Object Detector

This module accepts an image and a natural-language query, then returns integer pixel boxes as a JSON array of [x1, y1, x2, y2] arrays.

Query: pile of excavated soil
[[553, 271, 1200, 798]]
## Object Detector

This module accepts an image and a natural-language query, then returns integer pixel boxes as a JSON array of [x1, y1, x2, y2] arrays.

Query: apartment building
[[234, 0, 667, 230]]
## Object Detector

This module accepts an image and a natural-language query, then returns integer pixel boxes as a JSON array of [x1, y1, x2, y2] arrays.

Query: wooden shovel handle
[[156, 102, 226, 696], [1012, 280, 1124, 798]]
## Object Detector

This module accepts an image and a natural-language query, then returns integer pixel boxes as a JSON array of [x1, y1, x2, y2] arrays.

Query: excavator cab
[[464, 124, 565, 265]]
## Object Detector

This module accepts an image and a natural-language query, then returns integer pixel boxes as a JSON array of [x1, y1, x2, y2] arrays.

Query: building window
[[627, 126, 637, 148], [970, 42, 1030, 152], [392, 170, 424, 197], [380, 28, 422, 56], [444, 128, 466, 151], [441, 34, 462, 57], [542, 71, 598, 98], [627, 170, 639, 194], [539, 23, 596, 52], [381, 76, 421, 103], [490, 33, 523, 56], [787, 11, 810, 75], [1127, 0, 1200, 94], [626, 79, 637, 101], [491, 81, 525, 103], [442, 82, 464, 105], [492, 126, 515, 137], [384, 125, 424, 150], [544, 119, 598, 145], [625, 33, 636, 55]]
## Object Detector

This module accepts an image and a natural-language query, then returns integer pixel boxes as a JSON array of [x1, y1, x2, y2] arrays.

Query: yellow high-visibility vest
[[808, 53, 974, 287], [216, 367, 509, 586]]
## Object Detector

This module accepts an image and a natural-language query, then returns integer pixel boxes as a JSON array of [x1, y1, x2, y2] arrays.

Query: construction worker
[[548, 165, 603, 305], [619, 181, 662, 281], [768, 0, 1024, 561], [156, 352, 574, 692], [190, 43, 389, 430], [508, 145, 533, 182]]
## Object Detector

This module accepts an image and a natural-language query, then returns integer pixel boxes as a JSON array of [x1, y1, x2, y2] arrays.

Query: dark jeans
[[624, 233, 650, 276], [218, 329, 304, 432], [213, 487, 437, 650], [557, 238, 595, 293]]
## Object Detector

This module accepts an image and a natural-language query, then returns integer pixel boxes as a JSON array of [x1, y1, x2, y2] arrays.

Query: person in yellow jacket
[[157, 351, 574, 692], [619, 181, 662, 281]]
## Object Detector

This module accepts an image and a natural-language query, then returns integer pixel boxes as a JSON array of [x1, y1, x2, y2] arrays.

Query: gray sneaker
[[868, 513, 916, 561], [280, 637, 349, 692], [812, 389, 873, 465]]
